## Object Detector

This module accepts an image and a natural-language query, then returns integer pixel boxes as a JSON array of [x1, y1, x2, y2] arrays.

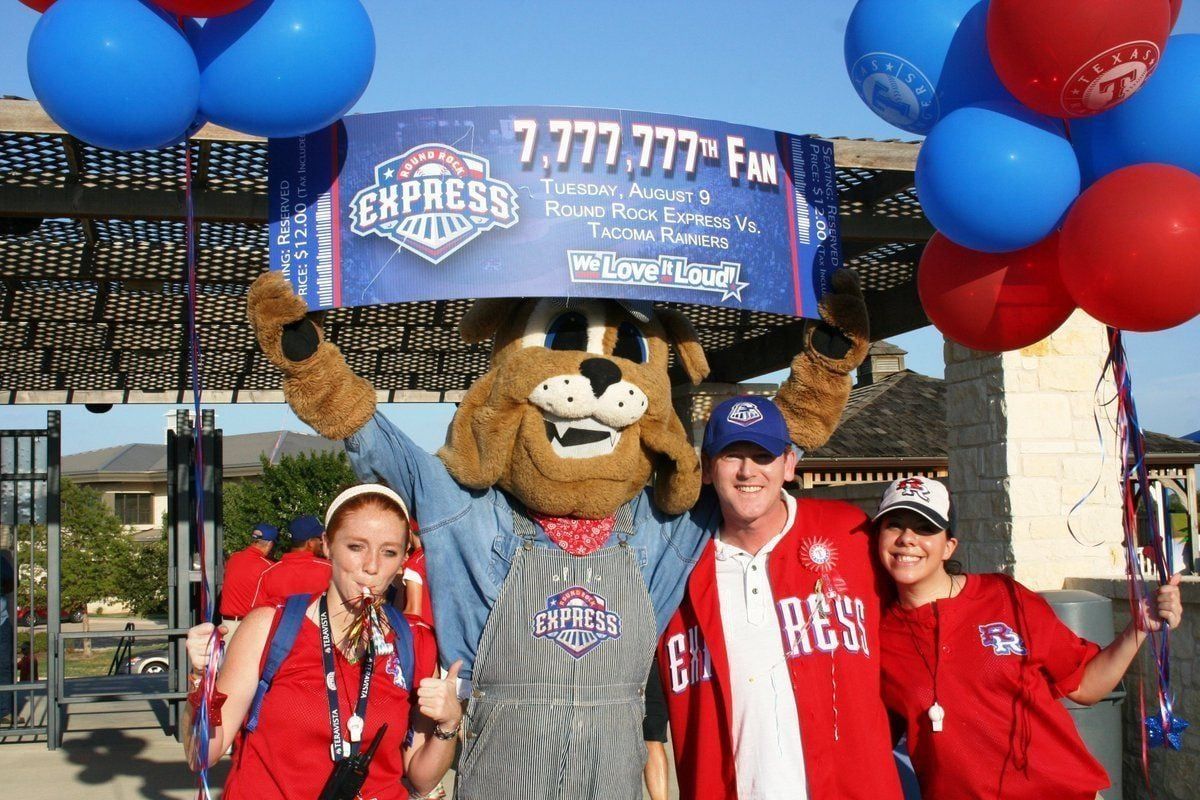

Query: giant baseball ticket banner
[[269, 106, 841, 319]]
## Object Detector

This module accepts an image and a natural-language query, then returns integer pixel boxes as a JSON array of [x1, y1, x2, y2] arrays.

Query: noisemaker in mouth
[[343, 586, 394, 659]]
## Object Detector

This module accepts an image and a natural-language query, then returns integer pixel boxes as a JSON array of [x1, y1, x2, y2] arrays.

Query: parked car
[[121, 649, 170, 675], [15, 605, 86, 626]]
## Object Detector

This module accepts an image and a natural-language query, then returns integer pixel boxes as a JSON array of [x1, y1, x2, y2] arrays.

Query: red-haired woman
[[183, 484, 461, 799]]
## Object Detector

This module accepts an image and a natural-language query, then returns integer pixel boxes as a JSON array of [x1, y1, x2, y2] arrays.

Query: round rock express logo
[[1062, 41, 1161, 117], [349, 143, 520, 264], [850, 52, 939, 134]]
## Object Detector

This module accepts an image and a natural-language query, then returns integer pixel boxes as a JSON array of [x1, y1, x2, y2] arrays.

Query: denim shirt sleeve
[[634, 487, 720, 636], [343, 412, 512, 679]]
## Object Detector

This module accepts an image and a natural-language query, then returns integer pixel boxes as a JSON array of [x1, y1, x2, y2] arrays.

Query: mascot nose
[[580, 358, 622, 398]]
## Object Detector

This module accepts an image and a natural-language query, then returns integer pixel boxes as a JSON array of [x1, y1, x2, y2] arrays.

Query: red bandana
[[531, 513, 616, 556]]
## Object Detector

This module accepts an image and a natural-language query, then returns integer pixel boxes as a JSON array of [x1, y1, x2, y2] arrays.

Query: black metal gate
[[166, 408, 224, 727], [0, 411, 60, 742]]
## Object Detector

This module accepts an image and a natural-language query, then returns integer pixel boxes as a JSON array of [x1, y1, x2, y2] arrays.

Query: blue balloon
[[196, 0, 375, 139], [845, 0, 1012, 135], [27, 0, 200, 152], [916, 103, 1080, 253], [1072, 34, 1200, 185]]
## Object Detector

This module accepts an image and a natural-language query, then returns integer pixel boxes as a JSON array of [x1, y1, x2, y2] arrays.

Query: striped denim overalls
[[454, 505, 656, 800]]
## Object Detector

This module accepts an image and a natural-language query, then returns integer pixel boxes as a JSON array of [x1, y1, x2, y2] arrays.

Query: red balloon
[[1060, 164, 1200, 332], [151, 0, 255, 16], [987, 0, 1171, 118], [18, 0, 56, 11], [918, 232, 1075, 352]]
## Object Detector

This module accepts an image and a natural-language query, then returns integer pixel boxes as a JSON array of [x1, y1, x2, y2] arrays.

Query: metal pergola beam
[[0, 185, 268, 223]]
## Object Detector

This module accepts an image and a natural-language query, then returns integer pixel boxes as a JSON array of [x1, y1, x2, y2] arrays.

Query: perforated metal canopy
[[0, 99, 931, 404]]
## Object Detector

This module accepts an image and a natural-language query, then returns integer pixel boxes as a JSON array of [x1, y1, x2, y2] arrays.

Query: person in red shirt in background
[[220, 523, 277, 635], [400, 526, 434, 630], [251, 515, 331, 609], [875, 476, 1184, 800]]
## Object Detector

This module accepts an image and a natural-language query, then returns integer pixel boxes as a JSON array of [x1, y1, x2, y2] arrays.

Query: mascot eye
[[612, 322, 647, 364], [545, 311, 589, 351]]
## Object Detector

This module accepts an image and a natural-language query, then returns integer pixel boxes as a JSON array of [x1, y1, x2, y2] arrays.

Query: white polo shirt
[[714, 491, 807, 800]]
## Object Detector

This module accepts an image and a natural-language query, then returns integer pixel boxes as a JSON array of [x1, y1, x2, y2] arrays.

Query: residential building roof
[[801, 365, 1200, 466], [64, 430, 342, 481], [804, 370, 946, 461]]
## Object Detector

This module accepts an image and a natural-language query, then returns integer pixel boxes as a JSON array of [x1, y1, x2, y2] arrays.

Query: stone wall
[[944, 311, 1126, 590], [1066, 576, 1200, 800]]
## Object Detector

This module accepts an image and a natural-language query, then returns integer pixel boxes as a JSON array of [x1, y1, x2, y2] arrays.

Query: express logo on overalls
[[532, 586, 622, 659], [349, 143, 520, 265], [978, 622, 1027, 656]]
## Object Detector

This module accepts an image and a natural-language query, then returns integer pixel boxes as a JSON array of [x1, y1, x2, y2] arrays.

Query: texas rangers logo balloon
[[349, 143, 520, 264], [532, 586, 622, 659], [978, 622, 1027, 656], [849, 52, 938, 134], [1062, 41, 1160, 117]]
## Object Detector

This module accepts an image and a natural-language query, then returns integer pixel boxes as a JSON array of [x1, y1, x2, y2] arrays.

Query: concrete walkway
[[0, 701, 230, 800], [0, 700, 677, 799]]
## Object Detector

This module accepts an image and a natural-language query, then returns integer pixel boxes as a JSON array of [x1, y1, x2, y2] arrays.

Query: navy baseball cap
[[289, 514, 325, 542], [250, 523, 279, 543], [703, 396, 791, 457]]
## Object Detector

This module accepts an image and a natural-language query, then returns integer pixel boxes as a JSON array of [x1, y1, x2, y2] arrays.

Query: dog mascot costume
[[246, 269, 868, 800]]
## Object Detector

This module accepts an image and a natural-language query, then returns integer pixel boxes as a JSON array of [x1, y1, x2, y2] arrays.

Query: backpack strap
[[383, 604, 416, 691], [245, 593, 310, 733]]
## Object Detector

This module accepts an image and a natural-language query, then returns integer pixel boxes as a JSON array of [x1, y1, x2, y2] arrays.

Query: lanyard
[[319, 594, 375, 762]]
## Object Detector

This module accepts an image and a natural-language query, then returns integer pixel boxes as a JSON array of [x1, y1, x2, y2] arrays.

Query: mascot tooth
[[247, 269, 869, 800]]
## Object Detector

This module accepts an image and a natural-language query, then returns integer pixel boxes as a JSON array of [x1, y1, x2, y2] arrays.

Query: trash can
[[1041, 589, 1125, 800]]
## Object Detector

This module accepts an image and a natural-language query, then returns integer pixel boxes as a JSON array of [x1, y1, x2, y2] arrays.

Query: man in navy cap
[[251, 515, 331, 609], [219, 523, 278, 632], [657, 395, 903, 800]]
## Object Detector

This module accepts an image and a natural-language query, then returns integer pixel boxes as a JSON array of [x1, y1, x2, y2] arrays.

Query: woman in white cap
[[873, 476, 1182, 800], [182, 484, 461, 800]]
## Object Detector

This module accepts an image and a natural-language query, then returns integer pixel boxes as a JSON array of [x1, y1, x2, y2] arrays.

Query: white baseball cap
[[874, 477, 953, 532]]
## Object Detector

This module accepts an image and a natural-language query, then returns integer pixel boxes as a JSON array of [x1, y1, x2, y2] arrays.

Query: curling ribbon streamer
[[1106, 327, 1185, 780]]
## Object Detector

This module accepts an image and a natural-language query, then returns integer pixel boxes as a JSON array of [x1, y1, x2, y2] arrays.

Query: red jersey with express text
[[224, 609, 437, 800], [220, 546, 273, 619], [880, 573, 1107, 800], [251, 551, 332, 609], [658, 498, 902, 800]]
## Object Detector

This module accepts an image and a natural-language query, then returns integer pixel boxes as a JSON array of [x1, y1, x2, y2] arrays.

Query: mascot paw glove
[[246, 271, 377, 440], [775, 269, 871, 451]]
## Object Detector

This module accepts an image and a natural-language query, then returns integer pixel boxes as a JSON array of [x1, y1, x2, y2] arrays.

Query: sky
[[0, 0, 1198, 454]]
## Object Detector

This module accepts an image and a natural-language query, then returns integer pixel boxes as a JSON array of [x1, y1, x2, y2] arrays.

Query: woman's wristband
[[432, 719, 461, 740]]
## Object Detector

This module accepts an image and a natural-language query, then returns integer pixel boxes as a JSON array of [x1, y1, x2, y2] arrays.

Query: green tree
[[222, 451, 356, 553], [117, 534, 169, 617], [17, 478, 136, 654]]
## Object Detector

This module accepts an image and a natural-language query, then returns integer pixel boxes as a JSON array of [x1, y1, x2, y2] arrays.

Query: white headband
[[324, 483, 411, 528]]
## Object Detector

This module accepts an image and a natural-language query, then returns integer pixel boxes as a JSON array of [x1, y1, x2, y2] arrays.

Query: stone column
[[944, 310, 1126, 590]]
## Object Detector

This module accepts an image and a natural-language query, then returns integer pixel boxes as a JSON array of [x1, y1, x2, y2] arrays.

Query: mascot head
[[437, 298, 710, 518]]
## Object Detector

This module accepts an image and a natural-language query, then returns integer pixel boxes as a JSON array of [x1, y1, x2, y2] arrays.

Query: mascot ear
[[461, 298, 522, 344], [657, 308, 710, 385]]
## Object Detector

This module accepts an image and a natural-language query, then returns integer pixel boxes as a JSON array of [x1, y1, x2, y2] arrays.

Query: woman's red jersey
[[224, 608, 437, 800], [881, 573, 1108, 800]]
